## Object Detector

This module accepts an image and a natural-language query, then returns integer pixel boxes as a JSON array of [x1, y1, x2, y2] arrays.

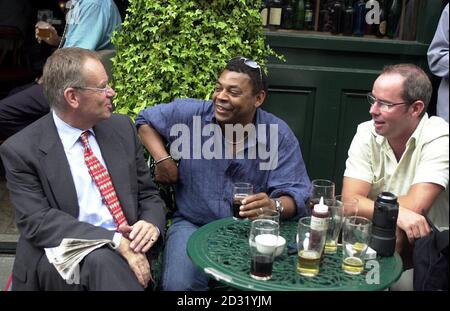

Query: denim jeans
[[160, 217, 209, 291]]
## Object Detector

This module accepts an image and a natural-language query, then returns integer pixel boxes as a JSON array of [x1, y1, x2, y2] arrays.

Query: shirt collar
[[371, 113, 429, 146], [407, 113, 428, 146], [52, 111, 95, 150]]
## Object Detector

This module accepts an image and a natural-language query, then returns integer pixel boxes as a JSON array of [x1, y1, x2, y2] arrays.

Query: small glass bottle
[[261, 0, 269, 28], [282, 0, 295, 29], [304, 0, 314, 30], [268, 0, 283, 31], [295, 0, 305, 30]]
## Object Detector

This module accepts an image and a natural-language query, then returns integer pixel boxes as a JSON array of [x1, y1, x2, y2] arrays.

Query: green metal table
[[187, 217, 403, 291]]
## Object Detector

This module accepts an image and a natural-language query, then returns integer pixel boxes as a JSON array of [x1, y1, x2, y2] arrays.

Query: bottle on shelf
[[330, 0, 343, 34], [268, 0, 283, 30], [365, 0, 378, 35], [342, 0, 354, 35], [387, 0, 402, 38], [261, 0, 269, 28], [353, 0, 366, 36], [295, 0, 306, 30], [319, 0, 332, 32], [282, 0, 295, 29], [376, 0, 387, 38], [304, 0, 314, 30]]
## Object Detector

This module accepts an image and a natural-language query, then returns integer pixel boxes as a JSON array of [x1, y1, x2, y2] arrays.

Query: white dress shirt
[[53, 111, 121, 247]]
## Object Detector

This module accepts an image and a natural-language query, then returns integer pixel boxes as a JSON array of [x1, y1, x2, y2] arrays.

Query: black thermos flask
[[369, 192, 399, 257]]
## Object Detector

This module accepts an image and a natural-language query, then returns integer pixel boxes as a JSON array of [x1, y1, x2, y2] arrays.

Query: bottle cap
[[313, 196, 329, 214], [376, 192, 398, 204]]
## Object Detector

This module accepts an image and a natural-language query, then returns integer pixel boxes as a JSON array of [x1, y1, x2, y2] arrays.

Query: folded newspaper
[[45, 238, 114, 284]]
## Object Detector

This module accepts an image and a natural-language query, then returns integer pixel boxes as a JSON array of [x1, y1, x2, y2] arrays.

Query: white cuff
[[111, 232, 122, 250]]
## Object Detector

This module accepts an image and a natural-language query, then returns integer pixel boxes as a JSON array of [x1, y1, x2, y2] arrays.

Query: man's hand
[[239, 193, 275, 218], [119, 220, 160, 253], [118, 237, 152, 288], [35, 21, 60, 46], [154, 157, 178, 184], [397, 206, 431, 243]]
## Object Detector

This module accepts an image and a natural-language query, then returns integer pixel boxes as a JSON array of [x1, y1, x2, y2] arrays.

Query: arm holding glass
[[242, 128, 311, 220], [239, 193, 296, 219], [239, 144, 309, 219], [35, 21, 61, 46]]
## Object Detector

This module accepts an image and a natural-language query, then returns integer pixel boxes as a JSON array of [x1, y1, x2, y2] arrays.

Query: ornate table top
[[187, 217, 403, 291]]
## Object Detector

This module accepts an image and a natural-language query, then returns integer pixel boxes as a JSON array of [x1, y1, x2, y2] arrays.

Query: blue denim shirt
[[136, 98, 311, 226]]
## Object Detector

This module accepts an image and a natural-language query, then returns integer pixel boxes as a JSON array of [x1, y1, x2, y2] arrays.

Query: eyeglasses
[[73, 84, 114, 96], [367, 93, 408, 112], [238, 57, 263, 87]]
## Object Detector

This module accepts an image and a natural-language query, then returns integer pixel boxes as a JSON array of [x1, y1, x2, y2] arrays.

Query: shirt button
[[223, 198, 227, 202]]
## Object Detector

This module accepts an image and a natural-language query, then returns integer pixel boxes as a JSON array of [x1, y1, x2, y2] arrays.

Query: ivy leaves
[[112, 0, 279, 117]]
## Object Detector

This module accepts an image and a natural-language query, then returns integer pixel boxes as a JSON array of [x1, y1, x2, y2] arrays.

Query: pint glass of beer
[[296, 216, 326, 277], [36, 21, 53, 40], [249, 219, 279, 280], [341, 216, 372, 275], [231, 182, 253, 219]]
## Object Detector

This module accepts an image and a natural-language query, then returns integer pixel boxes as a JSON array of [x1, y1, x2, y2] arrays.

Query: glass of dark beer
[[249, 219, 279, 280], [232, 182, 253, 220]]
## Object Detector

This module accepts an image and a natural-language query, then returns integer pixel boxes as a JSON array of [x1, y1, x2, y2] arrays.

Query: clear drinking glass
[[232, 182, 253, 220], [296, 216, 326, 277], [341, 216, 372, 275], [36, 21, 52, 40], [249, 219, 279, 280], [309, 179, 335, 210], [324, 195, 359, 254], [36, 10, 54, 40], [256, 208, 280, 223], [323, 196, 343, 254]]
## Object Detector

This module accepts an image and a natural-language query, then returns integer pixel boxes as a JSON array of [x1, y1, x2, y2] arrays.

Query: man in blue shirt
[[35, 0, 121, 51], [136, 56, 311, 290]]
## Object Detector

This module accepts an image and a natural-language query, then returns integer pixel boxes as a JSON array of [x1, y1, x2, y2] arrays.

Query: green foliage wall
[[111, 0, 278, 117]]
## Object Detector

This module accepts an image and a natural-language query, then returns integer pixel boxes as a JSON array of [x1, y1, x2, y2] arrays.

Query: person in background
[[35, 0, 121, 51], [342, 64, 449, 290], [0, 47, 166, 290], [0, 0, 122, 143], [136, 56, 311, 290], [428, 4, 449, 123]]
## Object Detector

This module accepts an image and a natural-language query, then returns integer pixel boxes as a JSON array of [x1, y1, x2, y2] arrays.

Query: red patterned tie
[[79, 131, 127, 229]]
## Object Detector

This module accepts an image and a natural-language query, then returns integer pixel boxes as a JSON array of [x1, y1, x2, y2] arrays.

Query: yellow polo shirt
[[344, 114, 449, 228]]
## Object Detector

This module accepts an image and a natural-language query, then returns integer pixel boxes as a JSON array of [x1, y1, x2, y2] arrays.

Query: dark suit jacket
[[0, 113, 166, 290], [0, 84, 49, 141]]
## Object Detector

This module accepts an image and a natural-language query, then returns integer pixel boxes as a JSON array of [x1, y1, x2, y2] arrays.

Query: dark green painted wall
[[262, 1, 443, 193]]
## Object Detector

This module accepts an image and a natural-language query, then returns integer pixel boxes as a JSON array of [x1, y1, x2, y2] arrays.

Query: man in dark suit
[[0, 47, 166, 290]]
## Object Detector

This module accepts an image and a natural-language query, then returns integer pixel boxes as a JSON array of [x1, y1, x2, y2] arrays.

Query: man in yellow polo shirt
[[342, 64, 449, 289]]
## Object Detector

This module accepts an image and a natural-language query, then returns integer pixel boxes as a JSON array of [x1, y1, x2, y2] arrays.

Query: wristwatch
[[274, 198, 284, 214]]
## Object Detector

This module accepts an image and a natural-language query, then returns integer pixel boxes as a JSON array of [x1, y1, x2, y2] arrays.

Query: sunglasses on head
[[231, 57, 263, 87]]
